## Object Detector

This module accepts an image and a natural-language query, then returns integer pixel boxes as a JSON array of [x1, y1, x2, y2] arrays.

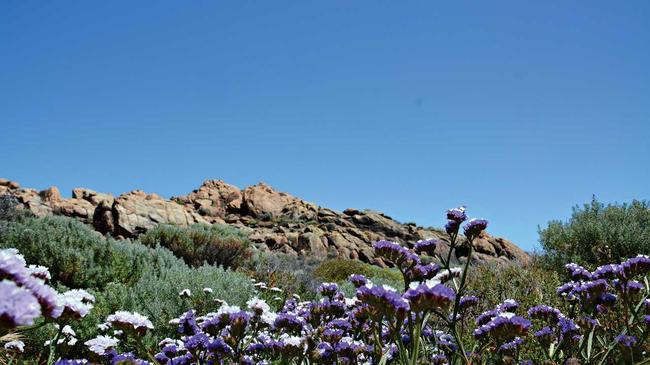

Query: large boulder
[[172, 180, 242, 221], [241, 183, 318, 221], [110, 190, 208, 237]]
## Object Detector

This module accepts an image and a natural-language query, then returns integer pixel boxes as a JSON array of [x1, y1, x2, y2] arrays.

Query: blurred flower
[[0, 279, 41, 327], [4, 340, 25, 353]]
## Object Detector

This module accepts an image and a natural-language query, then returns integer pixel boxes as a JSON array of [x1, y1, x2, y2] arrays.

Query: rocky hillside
[[0, 178, 529, 265]]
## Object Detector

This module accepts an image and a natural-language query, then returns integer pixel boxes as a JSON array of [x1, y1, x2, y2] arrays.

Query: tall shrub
[[140, 223, 252, 269], [539, 197, 650, 269]]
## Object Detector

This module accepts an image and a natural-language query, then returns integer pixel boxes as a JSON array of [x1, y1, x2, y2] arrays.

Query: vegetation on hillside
[[1, 196, 649, 364]]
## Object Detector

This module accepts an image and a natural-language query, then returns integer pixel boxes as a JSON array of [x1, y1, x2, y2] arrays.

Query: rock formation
[[0, 178, 530, 265]]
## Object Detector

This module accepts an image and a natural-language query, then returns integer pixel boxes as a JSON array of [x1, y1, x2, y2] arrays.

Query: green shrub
[[312, 259, 403, 286], [140, 223, 252, 269], [466, 256, 565, 311], [0, 215, 184, 289], [539, 197, 650, 269], [0, 215, 255, 357], [244, 251, 325, 300]]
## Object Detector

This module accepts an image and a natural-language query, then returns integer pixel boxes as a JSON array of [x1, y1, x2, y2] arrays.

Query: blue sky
[[1, 1, 648, 251]]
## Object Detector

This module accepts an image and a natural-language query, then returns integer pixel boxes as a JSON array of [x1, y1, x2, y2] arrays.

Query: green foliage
[[539, 197, 650, 269], [0, 215, 254, 356], [0, 215, 183, 289], [139, 223, 252, 269], [312, 259, 403, 286], [466, 256, 565, 311], [244, 251, 325, 300]]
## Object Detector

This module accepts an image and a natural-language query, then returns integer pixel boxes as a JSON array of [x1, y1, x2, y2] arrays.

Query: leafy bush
[[466, 256, 566, 317], [244, 251, 325, 300], [0, 215, 180, 289], [0, 194, 19, 221], [539, 197, 650, 269], [312, 258, 403, 286], [139, 223, 252, 269], [0, 215, 255, 360]]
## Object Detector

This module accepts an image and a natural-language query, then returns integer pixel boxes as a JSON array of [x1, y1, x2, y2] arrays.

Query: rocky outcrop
[[0, 178, 530, 265]]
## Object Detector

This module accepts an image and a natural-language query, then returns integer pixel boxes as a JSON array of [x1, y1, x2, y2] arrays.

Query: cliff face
[[0, 178, 529, 265]]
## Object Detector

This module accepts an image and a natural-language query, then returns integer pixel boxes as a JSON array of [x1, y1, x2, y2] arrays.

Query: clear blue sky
[[1, 1, 648, 251]]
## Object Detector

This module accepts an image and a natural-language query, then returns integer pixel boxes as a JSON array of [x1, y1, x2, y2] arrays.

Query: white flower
[[58, 289, 95, 318], [27, 265, 51, 281], [106, 311, 154, 332], [203, 287, 213, 294], [4, 340, 25, 353], [85, 335, 119, 355], [67, 338, 78, 346], [260, 311, 278, 325], [62, 325, 76, 337], [270, 287, 283, 293], [382, 285, 397, 292], [179, 289, 192, 298], [217, 304, 241, 315], [247, 297, 270, 314]]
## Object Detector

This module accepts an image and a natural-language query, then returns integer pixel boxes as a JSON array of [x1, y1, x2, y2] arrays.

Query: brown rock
[[54, 198, 95, 223], [111, 190, 208, 237], [241, 183, 317, 220], [173, 180, 242, 221], [39, 186, 61, 203]]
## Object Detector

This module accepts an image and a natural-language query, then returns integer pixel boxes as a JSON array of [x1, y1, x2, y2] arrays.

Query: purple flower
[[592, 264, 620, 279], [273, 313, 305, 333], [463, 219, 488, 238], [318, 282, 339, 298], [619, 255, 650, 278], [406, 263, 440, 282], [373, 241, 419, 268], [0, 280, 41, 328], [613, 279, 644, 295], [474, 313, 531, 342], [414, 239, 438, 256], [527, 305, 562, 324], [52, 360, 88, 365], [314, 342, 334, 360], [177, 310, 199, 335], [459, 295, 480, 310], [534, 326, 554, 342], [445, 220, 460, 235], [557, 317, 580, 342], [499, 337, 523, 352], [403, 283, 455, 313], [356, 284, 409, 321], [615, 334, 637, 348], [348, 274, 368, 288], [565, 263, 593, 281], [496, 299, 519, 313], [446, 207, 467, 223], [476, 309, 499, 326]]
